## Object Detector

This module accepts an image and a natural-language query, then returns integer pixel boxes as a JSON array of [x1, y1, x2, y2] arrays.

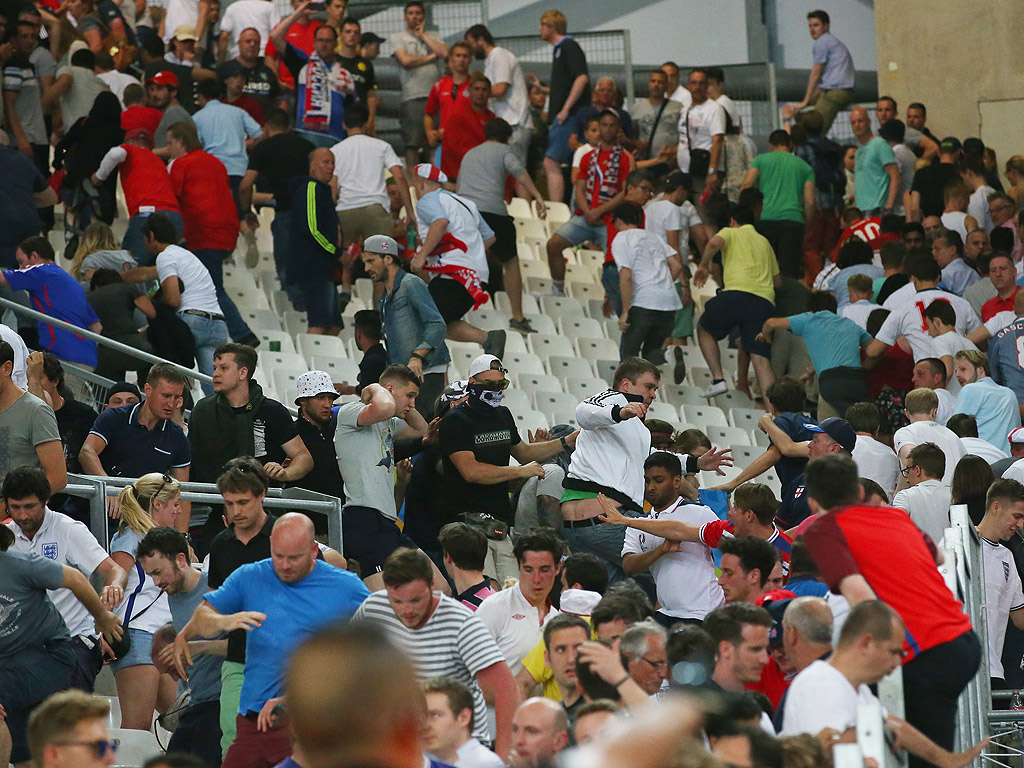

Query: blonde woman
[[1005, 155, 1024, 209], [108, 472, 180, 730], [70, 222, 137, 288]]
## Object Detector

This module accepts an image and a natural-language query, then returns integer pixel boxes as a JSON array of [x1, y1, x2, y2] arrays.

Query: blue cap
[[804, 417, 856, 453]]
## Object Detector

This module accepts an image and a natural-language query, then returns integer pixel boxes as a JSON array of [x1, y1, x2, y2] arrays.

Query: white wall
[[772, 0, 876, 71], [487, 0, 751, 66]]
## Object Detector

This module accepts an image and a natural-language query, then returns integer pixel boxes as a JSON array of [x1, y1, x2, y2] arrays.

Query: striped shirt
[[354, 592, 504, 742]]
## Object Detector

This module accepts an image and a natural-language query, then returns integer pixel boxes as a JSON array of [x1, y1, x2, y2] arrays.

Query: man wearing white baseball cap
[[998, 428, 1024, 480], [363, 232, 451, 417], [408, 164, 506, 360], [438, 353, 579, 582], [290, 371, 345, 519]]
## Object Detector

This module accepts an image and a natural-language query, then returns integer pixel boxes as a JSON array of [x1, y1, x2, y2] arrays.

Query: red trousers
[[221, 713, 291, 768]]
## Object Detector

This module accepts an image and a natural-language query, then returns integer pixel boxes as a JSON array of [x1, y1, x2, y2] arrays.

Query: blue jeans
[[179, 312, 229, 394], [193, 248, 253, 342], [601, 261, 622, 316], [271, 213, 304, 308], [123, 210, 183, 266], [563, 520, 633, 585]]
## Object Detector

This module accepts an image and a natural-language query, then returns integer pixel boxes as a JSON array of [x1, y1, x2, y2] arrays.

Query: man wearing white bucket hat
[[290, 371, 346, 515]]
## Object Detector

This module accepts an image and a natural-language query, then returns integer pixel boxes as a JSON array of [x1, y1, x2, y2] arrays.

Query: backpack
[[808, 136, 846, 198]]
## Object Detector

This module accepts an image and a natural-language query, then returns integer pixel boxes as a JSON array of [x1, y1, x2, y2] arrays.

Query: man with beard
[[289, 371, 345, 523]]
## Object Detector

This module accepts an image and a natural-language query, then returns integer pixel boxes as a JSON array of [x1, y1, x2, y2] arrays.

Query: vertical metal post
[[479, 0, 489, 24], [767, 61, 780, 130], [622, 30, 634, 104]]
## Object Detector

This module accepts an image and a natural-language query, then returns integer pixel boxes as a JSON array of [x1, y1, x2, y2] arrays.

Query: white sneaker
[[701, 380, 728, 398]]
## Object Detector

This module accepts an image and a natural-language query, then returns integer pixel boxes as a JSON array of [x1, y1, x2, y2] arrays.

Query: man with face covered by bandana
[[439, 354, 579, 582]]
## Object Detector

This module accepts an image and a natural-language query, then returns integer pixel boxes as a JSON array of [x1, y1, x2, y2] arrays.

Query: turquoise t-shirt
[[750, 150, 815, 223], [787, 310, 871, 373], [853, 136, 896, 211]]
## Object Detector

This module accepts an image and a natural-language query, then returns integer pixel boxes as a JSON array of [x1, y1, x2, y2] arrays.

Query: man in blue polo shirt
[[172, 513, 370, 768], [760, 291, 872, 420], [78, 363, 191, 528], [0, 236, 101, 367]]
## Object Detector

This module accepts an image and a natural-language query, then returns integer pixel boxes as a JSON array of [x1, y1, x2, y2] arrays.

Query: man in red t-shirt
[[91, 128, 182, 267], [120, 83, 163, 137], [222, 61, 266, 125], [545, 108, 633, 296], [801, 452, 979, 767], [424, 40, 471, 161], [165, 121, 254, 344], [439, 71, 493, 180]]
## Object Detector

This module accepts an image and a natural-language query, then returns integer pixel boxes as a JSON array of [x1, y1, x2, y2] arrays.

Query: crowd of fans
[[2, 2, 1024, 768]]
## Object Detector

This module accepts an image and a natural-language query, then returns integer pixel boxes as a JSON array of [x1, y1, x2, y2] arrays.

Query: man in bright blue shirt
[[953, 349, 1021, 452], [0, 236, 101, 367], [850, 107, 900, 216], [987, 292, 1024, 408], [191, 78, 263, 207], [761, 291, 871, 420], [173, 513, 369, 768]]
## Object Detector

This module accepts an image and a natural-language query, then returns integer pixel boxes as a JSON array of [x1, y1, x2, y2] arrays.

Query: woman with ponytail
[[108, 472, 181, 729]]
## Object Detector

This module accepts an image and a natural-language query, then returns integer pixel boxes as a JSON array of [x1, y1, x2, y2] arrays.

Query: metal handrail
[[64, 473, 344, 553], [0, 296, 212, 385]]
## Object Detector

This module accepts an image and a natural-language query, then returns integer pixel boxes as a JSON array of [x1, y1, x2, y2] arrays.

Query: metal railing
[[64, 473, 344, 553], [494, 30, 635, 104]]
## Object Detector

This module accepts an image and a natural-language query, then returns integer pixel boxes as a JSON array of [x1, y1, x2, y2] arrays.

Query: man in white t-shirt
[[5, 465, 127, 692], [464, 24, 531, 165], [424, 677, 505, 768], [475, 529, 561, 675], [131, 213, 227, 391], [611, 202, 683, 364], [847, 403, 900, 501], [865, 256, 981, 363], [911, 358, 957, 426], [331, 102, 415, 250], [645, 170, 708, 258], [660, 61, 691, 109], [620, 452, 723, 625], [218, 0, 278, 60], [892, 388, 966, 487], [923, 300, 978, 395], [946, 414, 1009, 465], [976, 478, 1024, 687], [675, 68, 725, 198], [892, 443, 952, 544]]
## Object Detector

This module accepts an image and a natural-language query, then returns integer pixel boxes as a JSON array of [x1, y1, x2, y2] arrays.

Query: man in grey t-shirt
[[0, 341, 65, 492], [139, 526, 225, 768], [391, 1, 449, 169], [457, 118, 547, 334], [335, 364, 435, 591], [631, 68, 682, 170]]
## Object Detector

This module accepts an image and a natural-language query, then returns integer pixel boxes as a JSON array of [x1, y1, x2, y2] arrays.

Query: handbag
[[460, 512, 509, 541], [106, 561, 163, 660]]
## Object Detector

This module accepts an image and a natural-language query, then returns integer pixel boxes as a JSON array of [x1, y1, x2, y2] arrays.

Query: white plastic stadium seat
[[729, 407, 767, 432], [241, 309, 282, 331], [108, 728, 162, 768], [503, 352, 546, 376], [502, 389, 531, 413], [539, 295, 585, 319], [515, 373, 563, 394], [705, 425, 751, 447], [575, 337, 620, 364], [527, 334, 576, 359], [565, 377, 608, 400], [296, 334, 348, 364], [256, 329, 296, 354], [532, 391, 578, 415], [311, 356, 360, 384], [513, 409, 548, 434], [681, 405, 728, 428], [558, 317, 605, 340], [547, 355, 594, 379], [646, 401, 678, 424]]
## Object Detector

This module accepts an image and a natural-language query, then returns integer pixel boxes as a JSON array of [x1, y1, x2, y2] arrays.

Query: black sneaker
[[509, 317, 536, 334], [238, 334, 261, 349], [483, 330, 507, 359], [673, 346, 686, 385]]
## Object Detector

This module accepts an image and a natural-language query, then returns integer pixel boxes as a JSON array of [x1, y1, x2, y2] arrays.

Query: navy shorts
[[428, 276, 475, 323], [545, 117, 575, 164], [698, 290, 775, 358], [343, 505, 417, 578], [0, 638, 76, 763]]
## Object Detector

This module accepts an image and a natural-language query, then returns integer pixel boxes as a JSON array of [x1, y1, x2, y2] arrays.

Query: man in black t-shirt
[[289, 370, 345, 530], [439, 354, 577, 581], [240, 108, 315, 306], [907, 137, 961, 221], [215, 27, 281, 113], [337, 17, 377, 132]]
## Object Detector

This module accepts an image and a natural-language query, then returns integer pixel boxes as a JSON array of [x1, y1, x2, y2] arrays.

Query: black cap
[[106, 382, 141, 403], [360, 31, 385, 45], [962, 137, 985, 156], [219, 60, 245, 79], [597, 107, 620, 122], [805, 417, 857, 453], [663, 170, 691, 193], [939, 136, 961, 153]]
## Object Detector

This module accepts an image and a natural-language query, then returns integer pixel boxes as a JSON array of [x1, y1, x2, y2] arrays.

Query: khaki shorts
[[337, 203, 395, 246], [814, 88, 853, 132]]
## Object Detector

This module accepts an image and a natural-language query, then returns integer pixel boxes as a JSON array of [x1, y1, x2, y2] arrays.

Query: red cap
[[756, 589, 797, 607], [145, 71, 179, 87], [124, 127, 154, 146]]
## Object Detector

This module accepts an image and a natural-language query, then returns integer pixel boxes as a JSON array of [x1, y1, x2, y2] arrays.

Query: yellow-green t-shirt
[[520, 616, 594, 702], [718, 224, 780, 303]]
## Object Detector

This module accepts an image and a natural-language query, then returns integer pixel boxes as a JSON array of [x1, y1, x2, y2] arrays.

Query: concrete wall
[[767, 0, 876, 71], [875, 0, 1024, 141]]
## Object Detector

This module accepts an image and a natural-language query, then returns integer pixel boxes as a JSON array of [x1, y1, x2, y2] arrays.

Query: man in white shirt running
[[781, 600, 986, 768], [975, 478, 1024, 689], [892, 443, 952, 544], [475, 529, 561, 675], [423, 677, 504, 768], [892, 388, 966, 487], [4, 466, 127, 692], [126, 213, 228, 393], [464, 24, 531, 165]]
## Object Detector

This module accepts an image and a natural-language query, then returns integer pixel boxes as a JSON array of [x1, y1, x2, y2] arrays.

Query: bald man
[[173, 513, 371, 768], [773, 596, 834, 730], [849, 107, 899, 216], [509, 698, 570, 768]]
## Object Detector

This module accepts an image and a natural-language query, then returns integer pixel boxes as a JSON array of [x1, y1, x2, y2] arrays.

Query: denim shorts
[[545, 116, 576, 164], [299, 279, 342, 328], [556, 215, 607, 248], [109, 628, 155, 671]]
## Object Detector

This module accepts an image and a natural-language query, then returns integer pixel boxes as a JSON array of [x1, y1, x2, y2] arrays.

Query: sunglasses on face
[[55, 739, 120, 758]]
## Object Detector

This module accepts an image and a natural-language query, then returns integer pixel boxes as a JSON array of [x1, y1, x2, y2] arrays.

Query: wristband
[[560, 436, 569, 452], [614, 675, 631, 688], [410, 352, 426, 362]]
